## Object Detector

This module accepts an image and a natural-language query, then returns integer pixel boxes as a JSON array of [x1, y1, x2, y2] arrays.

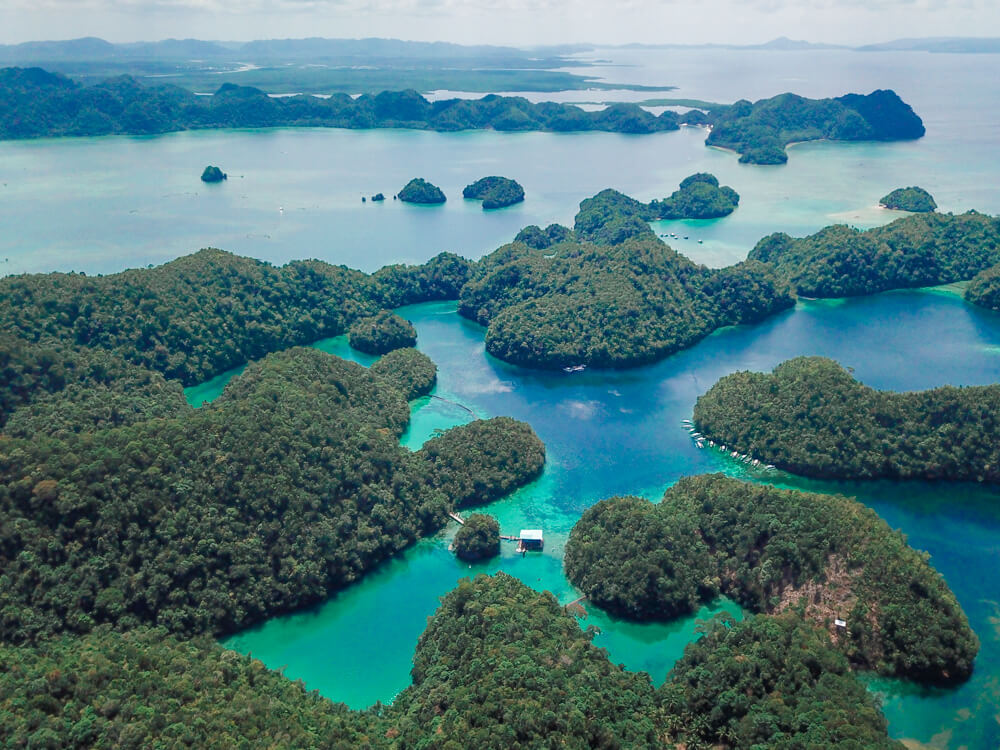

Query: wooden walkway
[[447, 512, 465, 525], [431, 395, 477, 417]]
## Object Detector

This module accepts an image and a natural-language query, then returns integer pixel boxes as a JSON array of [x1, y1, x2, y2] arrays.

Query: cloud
[[1, 0, 997, 44]]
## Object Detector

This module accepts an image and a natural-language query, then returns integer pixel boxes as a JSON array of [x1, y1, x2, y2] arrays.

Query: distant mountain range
[[0, 36, 589, 63], [857, 37, 1000, 53], [2, 36, 997, 65], [615, 35, 1000, 53]]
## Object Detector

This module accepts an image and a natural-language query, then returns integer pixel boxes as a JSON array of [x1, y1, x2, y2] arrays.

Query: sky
[[0, 0, 999, 47]]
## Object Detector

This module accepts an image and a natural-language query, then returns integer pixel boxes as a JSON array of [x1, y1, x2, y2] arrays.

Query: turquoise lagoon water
[[210, 292, 1000, 749], [6, 46, 1000, 747], [2, 51, 999, 277]]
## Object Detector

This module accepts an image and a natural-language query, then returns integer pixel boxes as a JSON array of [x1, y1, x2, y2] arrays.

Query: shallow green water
[[14, 45, 1000, 748], [206, 292, 1000, 748]]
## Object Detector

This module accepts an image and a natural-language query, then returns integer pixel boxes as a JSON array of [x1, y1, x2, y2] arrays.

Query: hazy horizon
[[1, 0, 998, 49]]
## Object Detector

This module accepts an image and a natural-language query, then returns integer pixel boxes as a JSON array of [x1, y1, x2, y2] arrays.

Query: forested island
[[750, 210, 1000, 297], [705, 89, 925, 163], [0, 346, 544, 643], [200, 165, 227, 183], [0, 67, 927, 163], [462, 176, 525, 209], [452, 513, 501, 560], [565, 474, 977, 684], [348, 310, 418, 354], [649, 172, 740, 219], [692, 356, 1000, 481], [0, 572, 906, 748], [0, 247, 471, 407], [456, 188, 793, 369], [966, 261, 1000, 311], [0, 67, 684, 139], [398, 177, 446, 204], [880, 185, 937, 212]]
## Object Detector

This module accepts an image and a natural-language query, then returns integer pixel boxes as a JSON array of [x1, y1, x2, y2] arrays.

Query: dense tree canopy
[[0, 68, 686, 140], [452, 513, 501, 561], [565, 474, 977, 684], [348, 311, 418, 354], [368, 347, 437, 400], [693, 356, 1000, 482], [704, 89, 925, 164], [200, 165, 227, 183], [514, 223, 574, 250], [965, 261, 1000, 312], [649, 173, 740, 220], [0, 347, 544, 644], [458, 223, 794, 369], [389, 573, 664, 747], [0, 626, 383, 749], [0, 571, 909, 749], [661, 613, 903, 749], [462, 176, 525, 209], [0, 248, 471, 399], [398, 178, 446, 204], [879, 186, 937, 212], [750, 211, 1000, 297]]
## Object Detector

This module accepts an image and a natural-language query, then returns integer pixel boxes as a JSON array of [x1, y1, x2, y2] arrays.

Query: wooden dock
[[447, 512, 465, 525]]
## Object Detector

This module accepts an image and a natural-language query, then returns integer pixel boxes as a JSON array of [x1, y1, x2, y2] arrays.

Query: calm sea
[[4, 47, 1000, 747]]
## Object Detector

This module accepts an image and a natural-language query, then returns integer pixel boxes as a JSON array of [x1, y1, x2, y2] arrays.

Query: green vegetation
[[0, 626, 383, 749], [200, 165, 227, 183], [750, 211, 1000, 297], [452, 514, 501, 561], [966, 261, 1000, 311], [0, 347, 544, 643], [388, 573, 662, 747], [462, 176, 525, 209], [457, 191, 794, 369], [419, 417, 545, 507], [693, 356, 1000, 482], [574, 188, 655, 244], [879, 186, 937, 212], [565, 474, 977, 684], [649, 172, 740, 219], [3, 367, 190, 440], [0, 570, 907, 748], [348, 311, 418, 354], [0, 67, 680, 140], [514, 223, 574, 249], [368, 347, 437, 401], [398, 177, 446, 204], [0, 248, 471, 400], [704, 89, 925, 164], [661, 612, 902, 749]]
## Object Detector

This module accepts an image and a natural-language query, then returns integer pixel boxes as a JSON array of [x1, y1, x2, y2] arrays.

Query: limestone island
[[705, 89, 925, 164], [398, 178, 446, 204], [457, 188, 793, 370], [693, 355, 1000, 481], [967, 261, 1000, 312], [452, 513, 501, 561], [348, 310, 417, 354], [200, 165, 227, 183], [371, 192, 385, 202], [463, 176, 525, 209], [879, 185, 937, 212], [750, 210, 1000, 297], [565, 473, 978, 685], [649, 172, 739, 219]]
